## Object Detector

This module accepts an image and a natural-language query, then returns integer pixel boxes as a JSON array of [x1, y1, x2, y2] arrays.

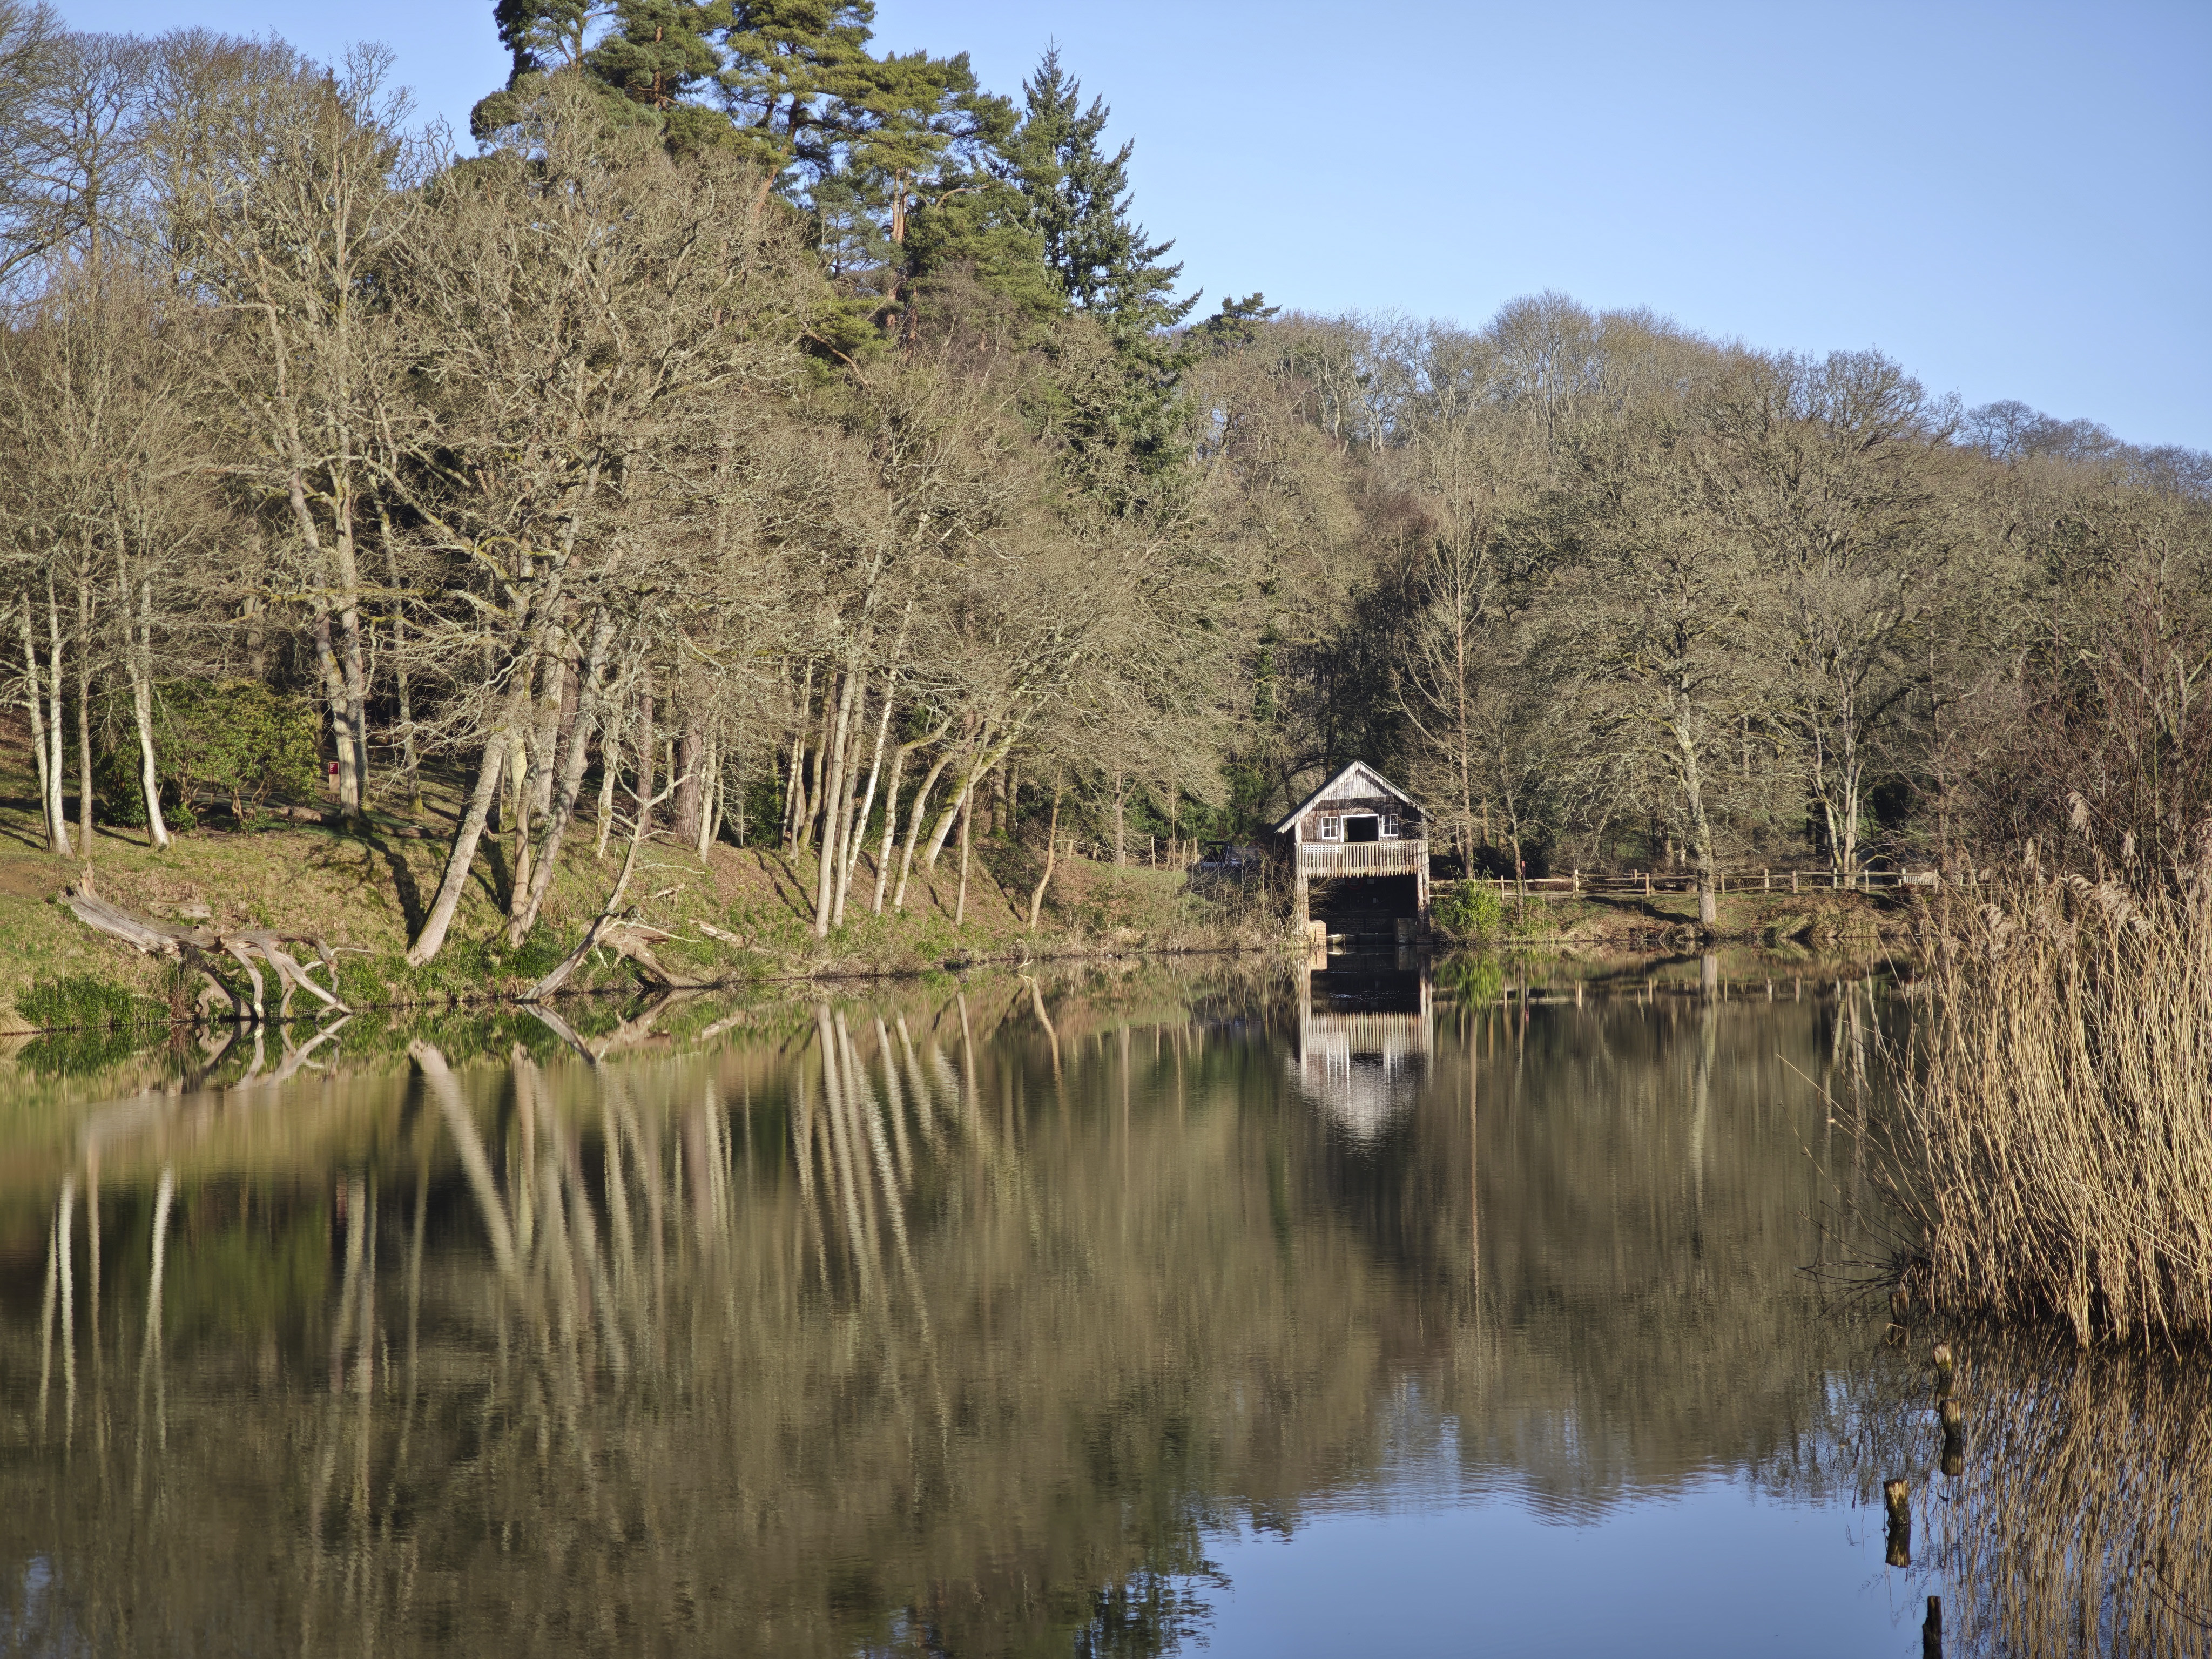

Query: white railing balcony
[[1298, 841, 1427, 877]]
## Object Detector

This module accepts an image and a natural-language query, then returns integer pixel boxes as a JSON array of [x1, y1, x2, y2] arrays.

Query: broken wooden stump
[[522, 910, 708, 1001], [1884, 1477, 1912, 1567], [61, 885, 350, 1024]]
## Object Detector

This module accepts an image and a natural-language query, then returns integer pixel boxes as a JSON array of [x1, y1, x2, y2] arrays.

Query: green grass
[[16, 971, 166, 1033]]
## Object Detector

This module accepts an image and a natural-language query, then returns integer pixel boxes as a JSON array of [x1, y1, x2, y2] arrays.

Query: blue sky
[[66, 0, 2212, 449]]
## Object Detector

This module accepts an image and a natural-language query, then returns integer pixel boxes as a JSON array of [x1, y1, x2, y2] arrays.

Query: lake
[[0, 957, 2202, 1656]]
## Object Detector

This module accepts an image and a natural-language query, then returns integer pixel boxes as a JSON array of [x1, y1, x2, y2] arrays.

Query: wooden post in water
[[1884, 1478, 1912, 1568], [1923, 1597, 1942, 1659]]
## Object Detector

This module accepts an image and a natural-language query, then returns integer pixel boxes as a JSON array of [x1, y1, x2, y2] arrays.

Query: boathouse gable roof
[[1271, 761, 1424, 836]]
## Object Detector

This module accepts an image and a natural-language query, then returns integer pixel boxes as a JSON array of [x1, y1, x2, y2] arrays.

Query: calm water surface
[[0, 962, 2199, 1656]]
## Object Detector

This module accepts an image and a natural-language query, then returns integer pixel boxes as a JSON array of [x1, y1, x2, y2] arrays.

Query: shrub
[[98, 679, 318, 827], [1433, 882, 1503, 943]]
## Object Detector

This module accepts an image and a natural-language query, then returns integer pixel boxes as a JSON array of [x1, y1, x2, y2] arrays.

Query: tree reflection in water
[[0, 970, 2200, 1656]]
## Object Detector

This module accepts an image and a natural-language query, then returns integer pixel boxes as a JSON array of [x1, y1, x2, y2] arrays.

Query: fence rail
[[1447, 866, 1941, 899], [1047, 843, 1943, 895]]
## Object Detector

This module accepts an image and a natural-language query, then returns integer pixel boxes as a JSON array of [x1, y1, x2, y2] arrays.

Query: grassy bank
[[1431, 880, 1913, 954], [1886, 875, 2212, 1345], [0, 726, 1914, 1034], [0, 766, 1284, 1033]]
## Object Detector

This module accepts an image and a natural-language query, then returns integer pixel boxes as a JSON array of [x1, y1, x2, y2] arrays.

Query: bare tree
[[0, 267, 212, 851], [150, 36, 428, 824]]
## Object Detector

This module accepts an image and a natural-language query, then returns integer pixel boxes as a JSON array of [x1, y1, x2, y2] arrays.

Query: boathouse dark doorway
[[1309, 874, 1419, 942]]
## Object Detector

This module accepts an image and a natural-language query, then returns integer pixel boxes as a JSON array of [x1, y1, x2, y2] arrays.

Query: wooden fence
[[1050, 843, 1944, 896], [1446, 866, 1941, 899]]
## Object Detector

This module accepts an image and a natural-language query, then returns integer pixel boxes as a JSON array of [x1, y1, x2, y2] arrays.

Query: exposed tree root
[[61, 884, 350, 1023]]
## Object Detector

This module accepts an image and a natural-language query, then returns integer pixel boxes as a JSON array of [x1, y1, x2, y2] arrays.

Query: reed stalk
[[1889, 871, 2212, 1344]]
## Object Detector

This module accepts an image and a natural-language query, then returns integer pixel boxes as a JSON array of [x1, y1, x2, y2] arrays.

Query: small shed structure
[[1273, 761, 1429, 932]]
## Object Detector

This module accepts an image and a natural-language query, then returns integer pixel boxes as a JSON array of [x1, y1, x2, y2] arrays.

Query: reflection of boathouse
[[1275, 761, 1430, 943], [1291, 959, 1434, 1143]]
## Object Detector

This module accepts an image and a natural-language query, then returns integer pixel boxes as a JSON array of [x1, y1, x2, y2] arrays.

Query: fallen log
[[61, 885, 351, 1023]]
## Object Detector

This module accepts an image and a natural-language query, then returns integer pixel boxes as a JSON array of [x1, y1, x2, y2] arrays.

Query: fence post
[[1763, 867, 1770, 893], [1642, 869, 1651, 897], [1791, 869, 1799, 894], [1572, 868, 1581, 894]]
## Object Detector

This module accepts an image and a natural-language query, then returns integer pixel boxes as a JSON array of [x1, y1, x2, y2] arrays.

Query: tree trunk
[[322, 451, 372, 822], [922, 734, 1016, 872], [526, 648, 567, 821], [127, 646, 166, 851], [20, 598, 61, 854], [1113, 773, 1127, 866], [75, 577, 92, 857], [509, 611, 615, 944], [872, 747, 906, 916], [374, 497, 421, 812], [672, 721, 704, 849], [780, 659, 813, 854], [44, 581, 70, 856], [122, 564, 169, 850], [812, 668, 860, 937], [697, 736, 720, 858], [837, 682, 897, 927], [893, 749, 956, 913], [1028, 779, 1063, 928], [953, 798, 972, 926], [826, 699, 866, 918], [795, 685, 832, 856], [632, 684, 656, 834], [408, 736, 509, 966], [595, 724, 620, 860], [312, 603, 360, 818], [1671, 705, 1719, 929]]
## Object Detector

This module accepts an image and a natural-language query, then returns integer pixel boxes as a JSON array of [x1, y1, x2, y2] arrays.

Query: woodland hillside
[[0, 0, 2207, 963]]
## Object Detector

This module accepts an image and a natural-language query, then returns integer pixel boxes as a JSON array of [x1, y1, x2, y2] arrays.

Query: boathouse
[[1274, 761, 1430, 940]]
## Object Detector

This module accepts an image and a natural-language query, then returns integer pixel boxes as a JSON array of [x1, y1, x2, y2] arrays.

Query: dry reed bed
[[1891, 874, 2212, 1344]]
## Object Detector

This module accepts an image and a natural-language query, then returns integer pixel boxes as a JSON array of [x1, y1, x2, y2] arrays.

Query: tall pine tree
[[1005, 49, 1191, 340]]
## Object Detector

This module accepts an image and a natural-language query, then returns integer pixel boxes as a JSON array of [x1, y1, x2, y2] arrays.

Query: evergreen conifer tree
[[1005, 49, 1192, 340], [1194, 292, 1279, 355], [586, 0, 730, 117]]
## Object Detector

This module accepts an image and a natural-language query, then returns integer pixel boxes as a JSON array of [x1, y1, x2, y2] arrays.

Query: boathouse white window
[[1316, 813, 1341, 841], [1380, 814, 1402, 839]]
